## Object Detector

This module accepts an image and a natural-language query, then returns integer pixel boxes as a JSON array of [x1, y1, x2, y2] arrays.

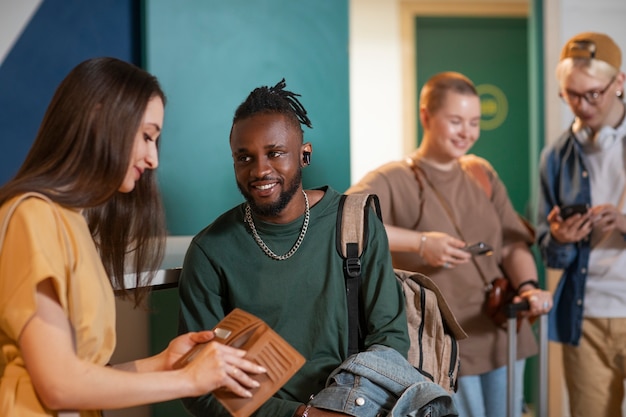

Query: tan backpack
[[336, 194, 467, 393]]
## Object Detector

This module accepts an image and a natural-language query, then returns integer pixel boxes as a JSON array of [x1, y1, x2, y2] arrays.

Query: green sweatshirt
[[178, 186, 409, 417]]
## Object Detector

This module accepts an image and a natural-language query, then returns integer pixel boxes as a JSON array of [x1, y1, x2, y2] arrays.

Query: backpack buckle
[[345, 258, 361, 278]]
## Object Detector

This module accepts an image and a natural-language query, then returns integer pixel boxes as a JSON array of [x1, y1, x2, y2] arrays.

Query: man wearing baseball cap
[[537, 32, 626, 417]]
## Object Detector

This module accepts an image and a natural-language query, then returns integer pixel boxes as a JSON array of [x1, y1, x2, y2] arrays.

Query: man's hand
[[590, 204, 626, 234], [548, 206, 592, 243]]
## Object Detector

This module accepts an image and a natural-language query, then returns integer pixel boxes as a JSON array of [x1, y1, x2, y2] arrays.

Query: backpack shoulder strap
[[336, 194, 382, 269], [460, 155, 536, 240], [336, 193, 382, 355], [459, 154, 492, 199]]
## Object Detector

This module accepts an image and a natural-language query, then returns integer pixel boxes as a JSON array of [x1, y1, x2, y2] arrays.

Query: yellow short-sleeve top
[[0, 195, 116, 417]]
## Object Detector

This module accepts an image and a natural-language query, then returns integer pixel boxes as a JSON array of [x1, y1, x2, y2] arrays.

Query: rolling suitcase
[[506, 301, 548, 417]]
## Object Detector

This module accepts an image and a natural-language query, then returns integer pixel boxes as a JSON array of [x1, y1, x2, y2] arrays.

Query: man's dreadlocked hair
[[233, 78, 313, 134]]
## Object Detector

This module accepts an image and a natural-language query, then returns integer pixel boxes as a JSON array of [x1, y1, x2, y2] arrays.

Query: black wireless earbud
[[303, 151, 311, 165]]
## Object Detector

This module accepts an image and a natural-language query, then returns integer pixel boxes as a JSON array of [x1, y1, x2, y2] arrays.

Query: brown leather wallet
[[174, 308, 306, 417]]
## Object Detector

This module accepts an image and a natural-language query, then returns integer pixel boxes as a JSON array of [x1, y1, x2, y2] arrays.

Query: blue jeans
[[453, 360, 525, 417]]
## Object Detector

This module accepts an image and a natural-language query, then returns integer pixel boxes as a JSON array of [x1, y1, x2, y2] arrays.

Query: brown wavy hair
[[0, 57, 167, 306]]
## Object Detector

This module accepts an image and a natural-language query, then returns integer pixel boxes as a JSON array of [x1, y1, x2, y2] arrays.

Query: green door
[[416, 17, 530, 216]]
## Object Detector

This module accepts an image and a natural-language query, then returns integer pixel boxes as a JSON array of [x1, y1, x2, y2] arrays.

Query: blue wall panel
[[0, 0, 139, 185]]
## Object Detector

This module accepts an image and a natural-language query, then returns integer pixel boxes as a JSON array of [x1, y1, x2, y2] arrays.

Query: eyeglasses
[[559, 76, 616, 105]]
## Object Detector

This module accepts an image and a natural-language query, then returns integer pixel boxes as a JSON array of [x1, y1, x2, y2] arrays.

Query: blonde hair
[[419, 71, 478, 114], [556, 57, 618, 82]]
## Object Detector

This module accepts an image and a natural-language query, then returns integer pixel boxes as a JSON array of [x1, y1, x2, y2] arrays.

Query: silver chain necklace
[[244, 189, 310, 261]]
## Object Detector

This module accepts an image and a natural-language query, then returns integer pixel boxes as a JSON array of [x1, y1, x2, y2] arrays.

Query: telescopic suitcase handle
[[506, 301, 548, 417]]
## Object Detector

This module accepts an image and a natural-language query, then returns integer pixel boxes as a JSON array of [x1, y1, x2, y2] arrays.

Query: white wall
[[0, 0, 42, 64], [545, 0, 626, 145], [349, 0, 404, 184]]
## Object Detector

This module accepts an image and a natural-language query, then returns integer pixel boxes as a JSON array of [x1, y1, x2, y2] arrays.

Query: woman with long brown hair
[[0, 57, 264, 417]]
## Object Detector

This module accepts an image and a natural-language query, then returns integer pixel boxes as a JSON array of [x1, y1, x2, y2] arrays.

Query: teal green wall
[[145, 0, 350, 235], [143, 1, 349, 415]]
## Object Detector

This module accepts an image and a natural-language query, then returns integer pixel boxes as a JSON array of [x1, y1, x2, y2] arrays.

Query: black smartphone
[[463, 242, 493, 256], [560, 204, 589, 220]]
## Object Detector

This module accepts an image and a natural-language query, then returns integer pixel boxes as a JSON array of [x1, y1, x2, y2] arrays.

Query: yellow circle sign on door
[[476, 84, 508, 131]]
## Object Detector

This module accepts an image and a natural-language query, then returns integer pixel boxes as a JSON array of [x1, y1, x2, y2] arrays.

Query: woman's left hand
[[516, 289, 553, 317]]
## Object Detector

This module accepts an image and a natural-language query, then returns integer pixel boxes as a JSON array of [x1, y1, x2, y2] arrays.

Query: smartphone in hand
[[560, 204, 589, 220], [463, 242, 493, 256]]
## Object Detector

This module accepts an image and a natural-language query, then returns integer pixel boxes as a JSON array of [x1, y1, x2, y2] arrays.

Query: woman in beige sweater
[[347, 71, 552, 417]]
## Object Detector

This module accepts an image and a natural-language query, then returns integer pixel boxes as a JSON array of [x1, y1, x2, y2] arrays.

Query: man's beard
[[238, 168, 302, 218]]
